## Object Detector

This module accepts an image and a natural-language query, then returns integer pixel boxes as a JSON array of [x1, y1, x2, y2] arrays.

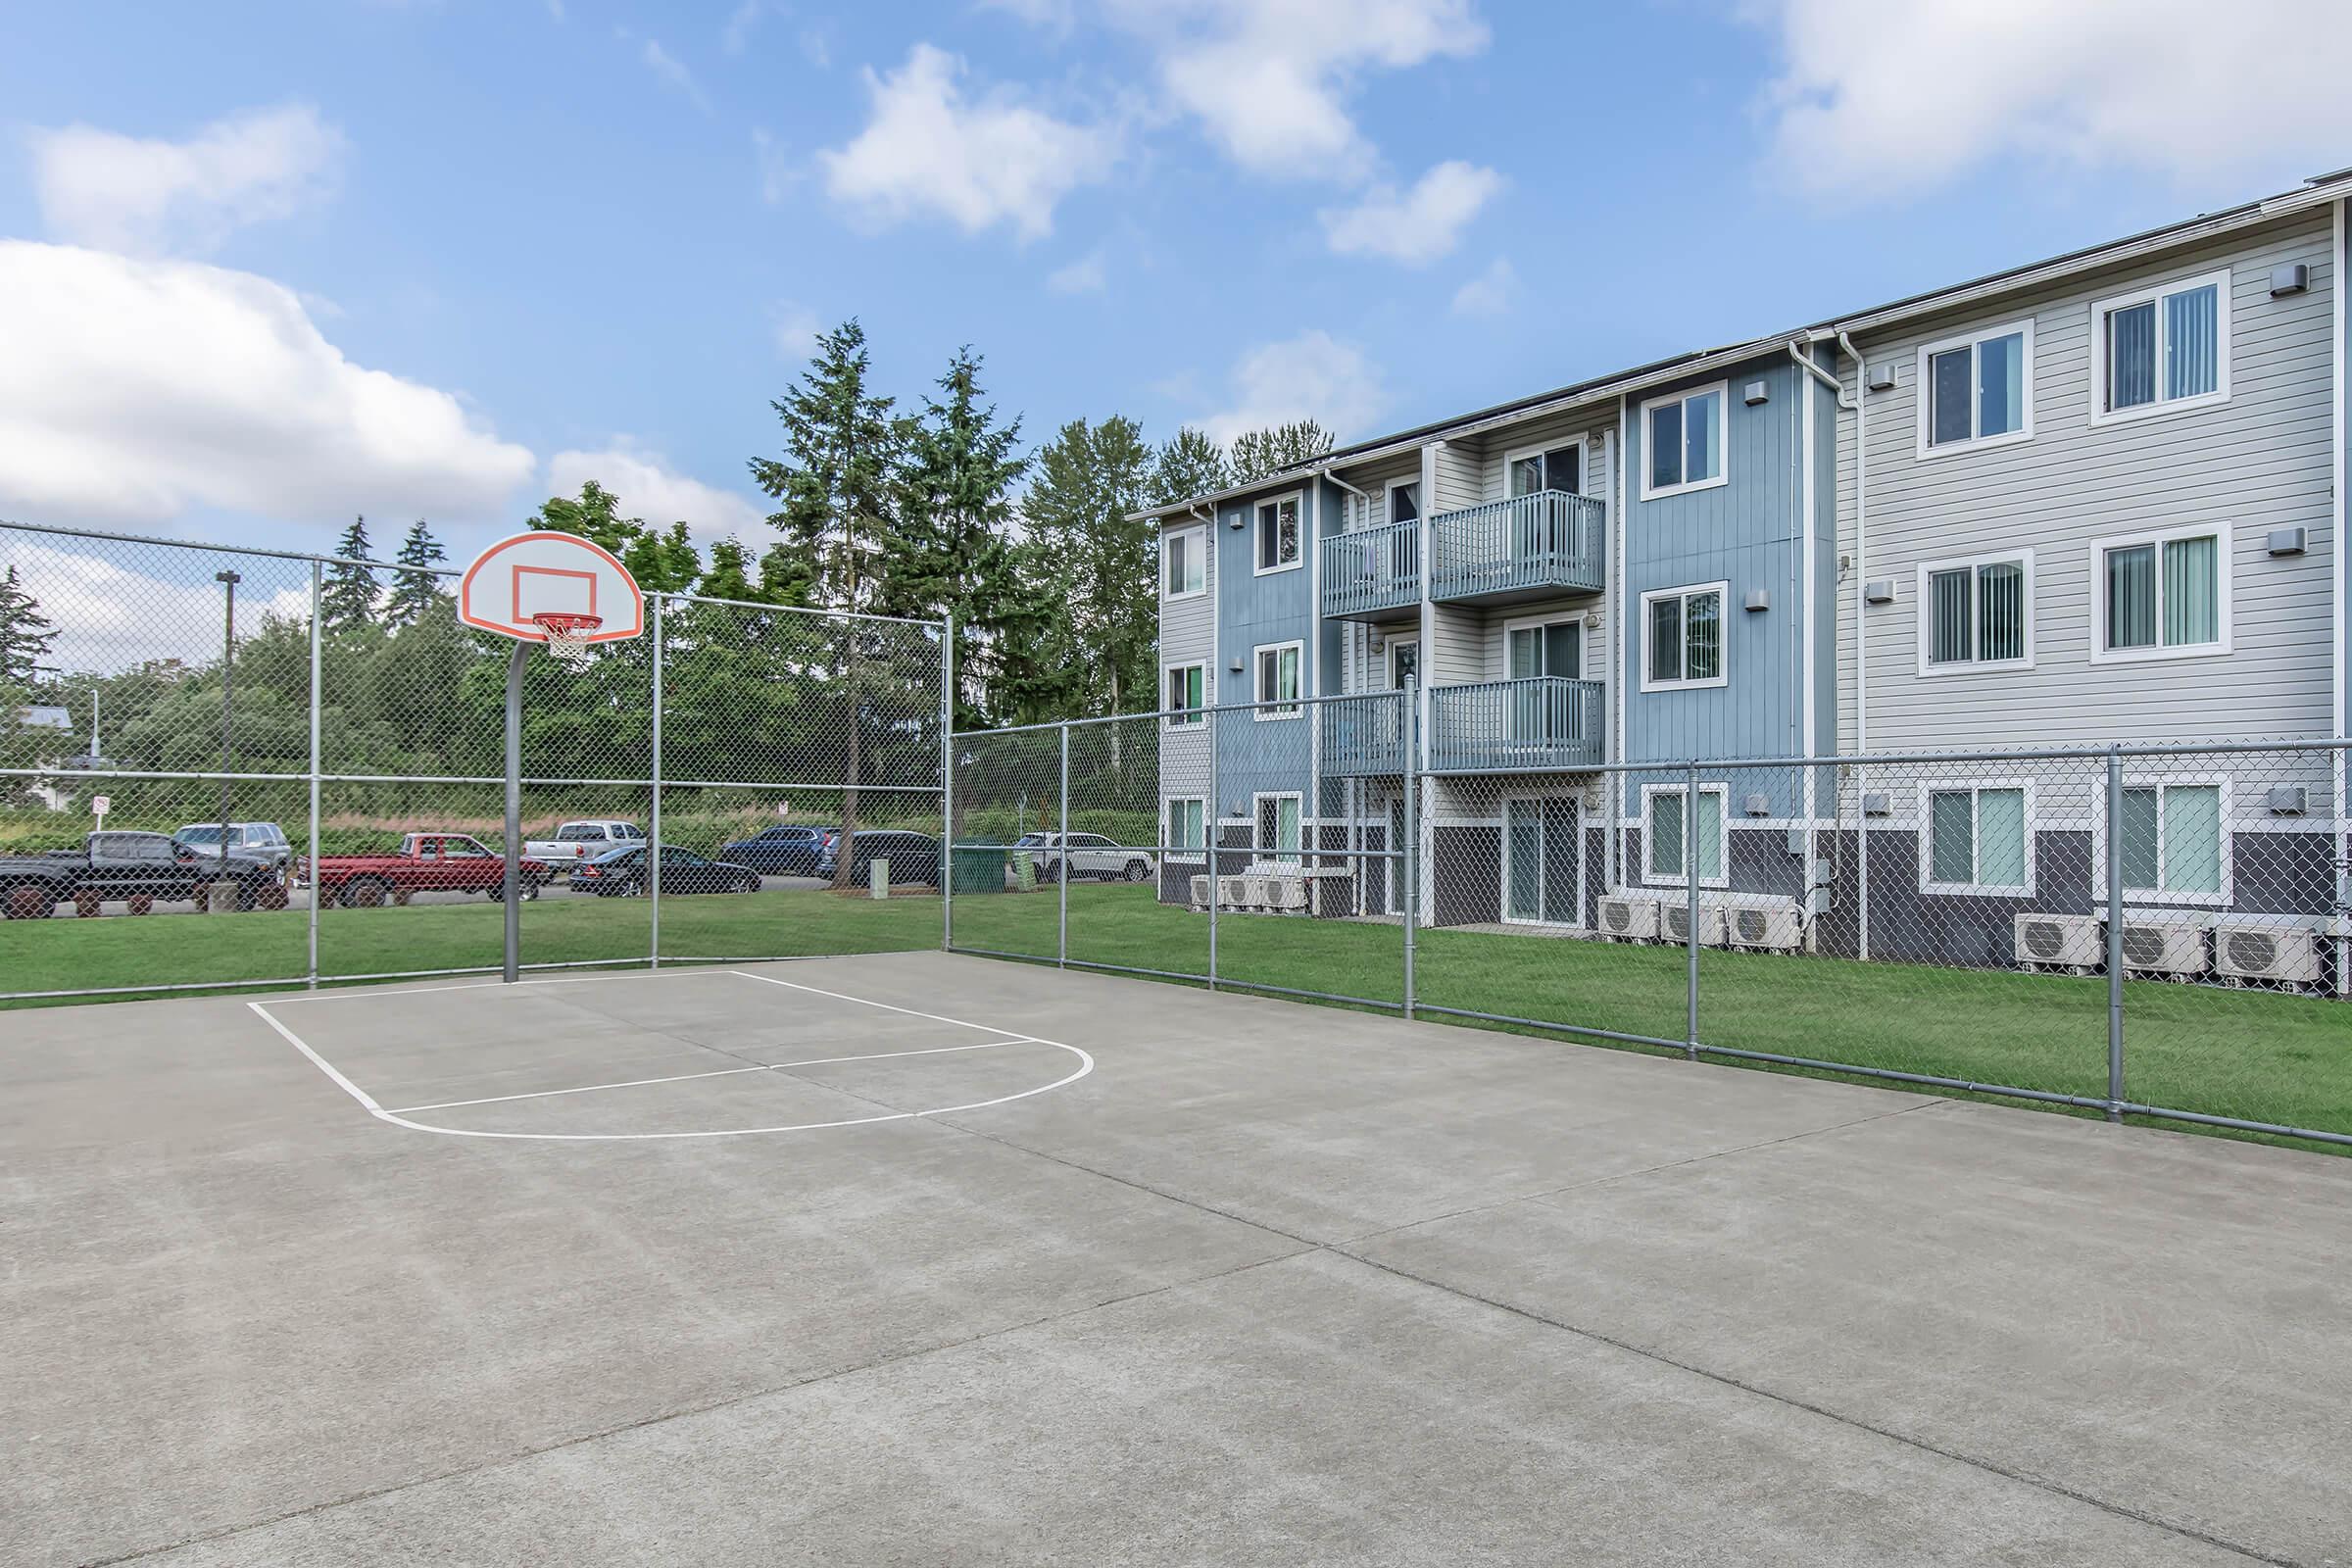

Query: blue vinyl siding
[[1213, 479, 1317, 827], [1621, 356, 1825, 809]]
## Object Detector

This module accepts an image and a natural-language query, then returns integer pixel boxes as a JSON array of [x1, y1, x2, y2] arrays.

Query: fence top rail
[[2, 518, 949, 635], [956, 687, 1408, 738], [1431, 488, 1605, 523]]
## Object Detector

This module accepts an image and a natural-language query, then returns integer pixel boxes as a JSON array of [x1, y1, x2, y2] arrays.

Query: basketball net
[[530, 612, 603, 668]]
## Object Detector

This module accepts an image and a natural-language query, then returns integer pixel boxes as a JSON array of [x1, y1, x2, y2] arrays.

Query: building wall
[[1618, 353, 1822, 795], [1834, 209, 2339, 753], [1211, 480, 1315, 844], [1156, 509, 1219, 806]]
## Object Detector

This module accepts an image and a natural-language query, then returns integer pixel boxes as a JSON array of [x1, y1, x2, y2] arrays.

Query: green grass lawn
[[9, 881, 2348, 1149]]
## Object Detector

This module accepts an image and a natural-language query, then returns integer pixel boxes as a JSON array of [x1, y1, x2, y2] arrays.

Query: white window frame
[[1252, 639, 1303, 719], [1638, 581, 1731, 693], [1384, 477, 1421, 526], [1251, 791, 1303, 864], [2095, 773, 2234, 909], [1914, 318, 2035, 459], [1915, 780, 2037, 898], [1637, 381, 1730, 501], [1915, 550, 2035, 676], [1637, 783, 1729, 890], [2088, 268, 2233, 428], [2087, 521, 2231, 665], [1503, 438, 1586, 497], [1163, 796, 1207, 865], [1500, 611, 1590, 679], [1161, 660, 1207, 728], [1500, 792, 1584, 928], [1161, 522, 1207, 601], [1251, 490, 1304, 576]]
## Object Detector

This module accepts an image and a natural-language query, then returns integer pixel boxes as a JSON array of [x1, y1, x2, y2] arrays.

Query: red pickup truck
[[305, 834, 551, 908]]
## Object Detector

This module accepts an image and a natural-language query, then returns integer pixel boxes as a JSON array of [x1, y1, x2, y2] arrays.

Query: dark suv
[[718, 823, 837, 876], [814, 830, 940, 887]]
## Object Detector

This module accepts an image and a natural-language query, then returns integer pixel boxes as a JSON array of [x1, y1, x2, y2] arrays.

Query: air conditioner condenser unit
[[2213, 917, 2326, 987], [1595, 895, 1658, 942], [2118, 916, 2211, 981], [1216, 876, 1251, 908], [1190, 874, 1212, 909], [2013, 911, 2103, 973], [1725, 898, 1803, 952], [1660, 900, 1728, 948]]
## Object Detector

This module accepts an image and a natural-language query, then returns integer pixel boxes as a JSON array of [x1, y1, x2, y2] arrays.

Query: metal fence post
[[306, 560, 321, 990], [501, 642, 526, 985], [1685, 760, 1701, 1061], [1206, 703, 1219, 992], [1401, 683, 1419, 1019], [1855, 760, 1870, 963], [648, 594, 664, 970], [2104, 744, 2126, 1122], [941, 613, 955, 953], [1056, 720, 1069, 968]]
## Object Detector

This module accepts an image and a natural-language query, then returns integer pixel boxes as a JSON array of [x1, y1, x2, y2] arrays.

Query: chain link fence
[[947, 688, 2352, 1150], [1, 521, 947, 1001]]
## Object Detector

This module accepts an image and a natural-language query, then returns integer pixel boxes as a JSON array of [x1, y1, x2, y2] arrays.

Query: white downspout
[[1835, 331, 1868, 755], [2331, 199, 2347, 994], [1613, 398, 1630, 896]]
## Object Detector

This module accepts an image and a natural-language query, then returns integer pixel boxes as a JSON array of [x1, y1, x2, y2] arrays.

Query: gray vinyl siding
[[1471, 409, 1616, 504], [1429, 604, 1485, 687], [1155, 514, 1218, 800], [1340, 454, 1423, 528], [1837, 211, 2338, 752], [1432, 439, 1485, 512]]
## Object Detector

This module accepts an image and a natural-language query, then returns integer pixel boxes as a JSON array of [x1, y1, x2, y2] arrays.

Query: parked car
[[0, 831, 280, 919], [814, 830, 941, 887], [523, 819, 644, 876], [718, 823, 838, 876], [572, 845, 760, 897], [1011, 831, 1157, 884], [174, 821, 294, 875], [304, 834, 550, 907]]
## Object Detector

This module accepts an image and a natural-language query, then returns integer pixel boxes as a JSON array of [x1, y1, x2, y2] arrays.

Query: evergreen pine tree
[[1022, 416, 1155, 719], [320, 515, 380, 632], [1151, 426, 1230, 505], [892, 347, 1028, 728], [0, 565, 60, 685], [384, 520, 448, 627], [748, 319, 907, 615], [1229, 418, 1336, 483]]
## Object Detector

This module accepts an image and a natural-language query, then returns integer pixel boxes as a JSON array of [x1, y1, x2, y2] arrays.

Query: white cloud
[[1198, 329, 1386, 446], [637, 36, 710, 111], [1047, 248, 1108, 293], [1113, 0, 1487, 180], [543, 445, 769, 536], [751, 128, 797, 203], [770, 301, 823, 358], [1322, 159, 1501, 264], [28, 103, 345, 256], [0, 242, 535, 529], [4, 537, 315, 673], [1759, 0, 2352, 200], [816, 43, 1117, 239], [1449, 256, 1514, 317], [722, 0, 762, 55]]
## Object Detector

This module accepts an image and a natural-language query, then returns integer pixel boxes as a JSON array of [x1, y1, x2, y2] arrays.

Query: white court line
[[250, 965, 1093, 1142], [262, 969, 718, 1006], [386, 1037, 1035, 1115]]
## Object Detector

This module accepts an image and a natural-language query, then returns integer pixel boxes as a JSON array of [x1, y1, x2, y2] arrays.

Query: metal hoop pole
[[502, 641, 526, 984], [649, 596, 664, 969]]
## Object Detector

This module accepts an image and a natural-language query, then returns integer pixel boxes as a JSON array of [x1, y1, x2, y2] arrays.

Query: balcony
[[1427, 677, 1604, 773], [1318, 692, 1407, 776], [1319, 519, 1420, 620], [1429, 491, 1604, 607]]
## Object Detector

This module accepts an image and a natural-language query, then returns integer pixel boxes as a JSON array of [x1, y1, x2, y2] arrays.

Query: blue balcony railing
[[1318, 692, 1408, 775], [1319, 520, 1420, 619], [1427, 677, 1604, 772], [1429, 491, 1604, 605]]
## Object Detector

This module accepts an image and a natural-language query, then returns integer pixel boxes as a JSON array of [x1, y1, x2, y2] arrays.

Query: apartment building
[[1148, 171, 2350, 971]]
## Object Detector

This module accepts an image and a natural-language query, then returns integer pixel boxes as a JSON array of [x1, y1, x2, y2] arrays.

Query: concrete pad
[[139, 1252, 2242, 1567], [5, 952, 2344, 1566], [1347, 1099, 2352, 1566]]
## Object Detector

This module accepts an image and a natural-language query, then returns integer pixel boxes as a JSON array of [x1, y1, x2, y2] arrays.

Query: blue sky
[[3, 0, 2347, 564]]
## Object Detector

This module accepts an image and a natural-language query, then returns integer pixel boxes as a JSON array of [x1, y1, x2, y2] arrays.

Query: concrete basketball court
[[5, 952, 2347, 1566]]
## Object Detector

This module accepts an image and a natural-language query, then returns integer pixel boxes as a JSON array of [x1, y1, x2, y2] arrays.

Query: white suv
[[1013, 832, 1156, 884]]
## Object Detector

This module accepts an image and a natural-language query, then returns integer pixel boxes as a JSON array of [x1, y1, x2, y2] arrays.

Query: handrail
[[1429, 490, 1605, 601], [1428, 676, 1604, 771], [1319, 519, 1421, 616]]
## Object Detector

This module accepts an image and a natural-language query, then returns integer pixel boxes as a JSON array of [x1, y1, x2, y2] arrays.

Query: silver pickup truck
[[523, 819, 645, 877]]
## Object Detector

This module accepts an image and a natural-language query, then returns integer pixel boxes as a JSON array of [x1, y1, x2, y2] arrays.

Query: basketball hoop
[[530, 611, 603, 667]]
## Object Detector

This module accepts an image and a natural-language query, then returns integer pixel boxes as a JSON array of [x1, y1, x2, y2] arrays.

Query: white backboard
[[458, 531, 646, 644]]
